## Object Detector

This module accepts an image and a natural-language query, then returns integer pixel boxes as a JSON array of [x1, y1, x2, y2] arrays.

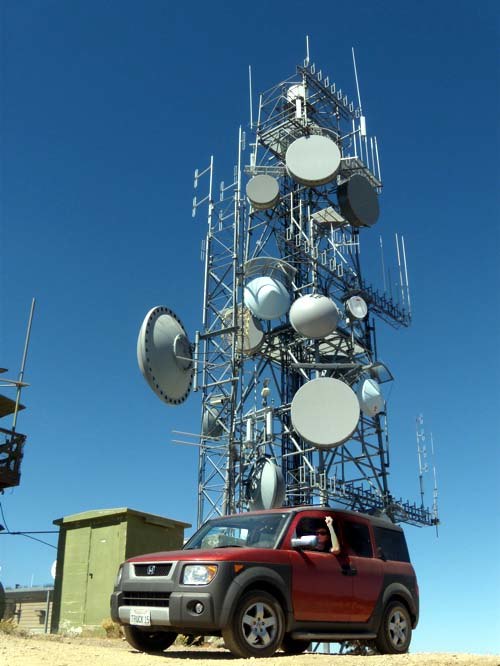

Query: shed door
[[84, 524, 122, 626]]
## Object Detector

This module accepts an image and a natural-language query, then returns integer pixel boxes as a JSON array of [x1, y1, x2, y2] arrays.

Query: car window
[[373, 526, 410, 562], [183, 513, 289, 550], [343, 521, 372, 557], [293, 516, 333, 553]]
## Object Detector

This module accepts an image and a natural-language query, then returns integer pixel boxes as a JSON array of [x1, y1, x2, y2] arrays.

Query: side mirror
[[291, 535, 318, 550]]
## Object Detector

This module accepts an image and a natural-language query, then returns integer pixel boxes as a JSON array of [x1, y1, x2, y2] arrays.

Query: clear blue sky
[[1, 0, 499, 655]]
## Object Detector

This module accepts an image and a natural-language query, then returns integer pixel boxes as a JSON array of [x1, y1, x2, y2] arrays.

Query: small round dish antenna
[[285, 135, 341, 186], [137, 306, 194, 406], [202, 406, 224, 438], [346, 295, 368, 320], [338, 174, 379, 227], [221, 306, 264, 354], [246, 175, 280, 210], [291, 377, 360, 448], [357, 377, 384, 416], [247, 458, 285, 510], [289, 294, 340, 339]]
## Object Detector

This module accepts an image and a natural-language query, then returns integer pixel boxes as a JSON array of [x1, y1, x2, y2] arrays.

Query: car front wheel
[[375, 601, 412, 654], [222, 589, 285, 658], [123, 625, 177, 653]]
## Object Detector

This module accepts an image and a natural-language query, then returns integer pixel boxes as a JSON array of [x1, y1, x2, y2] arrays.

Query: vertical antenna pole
[[305, 35, 310, 65], [430, 432, 439, 536], [379, 236, 387, 292], [416, 414, 426, 509], [374, 136, 382, 182], [395, 233, 406, 307], [248, 65, 253, 129], [12, 298, 36, 432], [401, 235, 412, 316], [252, 94, 262, 168], [351, 47, 363, 113]]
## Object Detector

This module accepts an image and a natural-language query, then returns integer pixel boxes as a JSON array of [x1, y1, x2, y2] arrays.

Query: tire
[[123, 625, 177, 653], [375, 601, 412, 654], [281, 634, 310, 654], [222, 589, 285, 658]]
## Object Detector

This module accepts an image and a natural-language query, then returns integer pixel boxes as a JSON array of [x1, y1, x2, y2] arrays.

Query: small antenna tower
[[416, 414, 439, 533], [0, 298, 35, 491]]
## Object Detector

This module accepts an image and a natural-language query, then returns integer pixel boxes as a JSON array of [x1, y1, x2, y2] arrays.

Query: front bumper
[[111, 590, 219, 630]]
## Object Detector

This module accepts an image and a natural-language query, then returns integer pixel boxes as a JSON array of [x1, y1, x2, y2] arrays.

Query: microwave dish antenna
[[291, 378, 360, 448], [137, 306, 194, 405], [285, 135, 341, 186]]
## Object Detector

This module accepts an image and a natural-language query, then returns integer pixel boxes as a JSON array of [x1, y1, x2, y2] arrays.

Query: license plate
[[130, 608, 151, 626]]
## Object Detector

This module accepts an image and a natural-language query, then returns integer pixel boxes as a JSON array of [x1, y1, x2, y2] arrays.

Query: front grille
[[122, 591, 171, 608], [134, 563, 172, 577]]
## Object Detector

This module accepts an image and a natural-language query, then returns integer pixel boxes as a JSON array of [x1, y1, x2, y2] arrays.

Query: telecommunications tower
[[137, 48, 437, 529]]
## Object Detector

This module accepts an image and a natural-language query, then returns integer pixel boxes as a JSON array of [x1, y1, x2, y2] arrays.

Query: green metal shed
[[50, 507, 190, 633]]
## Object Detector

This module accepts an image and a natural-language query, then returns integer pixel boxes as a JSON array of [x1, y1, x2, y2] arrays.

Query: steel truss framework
[[192, 59, 436, 528]]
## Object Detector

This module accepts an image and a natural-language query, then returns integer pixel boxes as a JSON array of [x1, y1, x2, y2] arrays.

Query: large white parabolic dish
[[291, 377, 360, 448], [137, 306, 194, 405], [285, 135, 341, 187]]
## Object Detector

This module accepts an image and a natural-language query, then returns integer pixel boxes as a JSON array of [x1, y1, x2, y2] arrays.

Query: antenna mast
[[136, 49, 437, 530]]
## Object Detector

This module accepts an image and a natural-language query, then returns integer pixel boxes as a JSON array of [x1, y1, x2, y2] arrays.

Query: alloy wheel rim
[[388, 609, 408, 647], [241, 601, 277, 648]]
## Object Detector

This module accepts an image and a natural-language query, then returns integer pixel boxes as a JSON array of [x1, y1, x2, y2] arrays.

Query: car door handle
[[341, 565, 357, 576]]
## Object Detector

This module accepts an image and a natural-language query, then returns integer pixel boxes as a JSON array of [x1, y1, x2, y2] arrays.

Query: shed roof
[[53, 507, 191, 529]]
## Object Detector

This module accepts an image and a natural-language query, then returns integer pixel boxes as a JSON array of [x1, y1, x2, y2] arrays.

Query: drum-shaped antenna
[[137, 306, 194, 405], [291, 377, 360, 449], [357, 377, 385, 416], [338, 174, 379, 227], [289, 294, 340, 339], [285, 135, 341, 186], [247, 458, 285, 510], [246, 175, 280, 210]]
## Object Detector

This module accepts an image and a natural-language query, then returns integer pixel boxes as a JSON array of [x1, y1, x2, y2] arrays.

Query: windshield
[[184, 513, 289, 550]]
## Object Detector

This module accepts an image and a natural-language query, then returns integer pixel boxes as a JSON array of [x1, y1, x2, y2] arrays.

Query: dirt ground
[[0, 634, 498, 666]]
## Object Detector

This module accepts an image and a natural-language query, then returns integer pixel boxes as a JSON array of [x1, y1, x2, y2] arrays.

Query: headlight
[[115, 565, 123, 587], [182, 564, 218, 585]]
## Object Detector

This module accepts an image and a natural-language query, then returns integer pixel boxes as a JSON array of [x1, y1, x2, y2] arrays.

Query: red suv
[[111, 507, 418, 658]]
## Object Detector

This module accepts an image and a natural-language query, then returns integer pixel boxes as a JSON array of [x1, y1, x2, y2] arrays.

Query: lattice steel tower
[[137, 51, 438, 530]]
